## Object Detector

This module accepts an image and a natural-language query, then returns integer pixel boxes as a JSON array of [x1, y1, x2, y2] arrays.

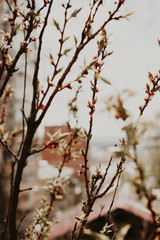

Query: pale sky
[[38, 0, 160, 145]]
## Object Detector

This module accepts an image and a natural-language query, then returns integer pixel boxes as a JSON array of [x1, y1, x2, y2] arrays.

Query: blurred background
[[0, 0, 160, 239]]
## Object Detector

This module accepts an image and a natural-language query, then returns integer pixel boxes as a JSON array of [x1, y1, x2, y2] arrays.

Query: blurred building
[[41, 125, 86, 175]]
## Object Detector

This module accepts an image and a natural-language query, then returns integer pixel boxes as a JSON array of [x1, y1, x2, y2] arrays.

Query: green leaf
[[123, 11, 135, 21], [75, 214, 86, 222], [56, 67, 63, 74], [70, 8, 82, 18], [49, 53, 54, 61], [47, 75, 50, 83], [63, 48, 72, 56], [47, 132, 53, 141], [53, 19, 60, 31], [124, 11, 135, 18], [47, 129, 70, 142], [88, 60, 97, 68], [148, 72, 153, 80], [63, 36, 70, 43], [3, 132, 9, 141], [74, 35, 77, 46], [106, 51, 114, 57], [99, 76, 111, 85], [0, 125, 4, 139], [116, 97, 129, 121], [58, 132, 71, 140], [146, 83, 150, 93], [112, 150, 125, 158], [83, 57, 86, 67]]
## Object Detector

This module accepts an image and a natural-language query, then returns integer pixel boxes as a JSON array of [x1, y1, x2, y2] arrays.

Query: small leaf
[[116, 97, 129, 121], [112, 150, 125, 158], [83, 57, 86, 67], [47, 75, 50, 83], [49, 53, 54, 61], [74, 35, 77, 46], [63, 36, 70, 43], [58, 132, 71, 140], [88, 60, 97, 68], [0, 125, 4, 139], [70, 8, 82, 18], [106, 51, 114, 57], [146, 83, 150, 93], [148, 72, 153, 80], [75, 214, 86, 222], [55, 195, 63, 200], [52, 128, 62, 139], [3, 132, 9, 141], [63, 48, 72, 56], [99, 76, 111, 85], [124, 11, 135, 18], [47, 132, 53, 140], [56, 67, 63, 74], [47, 129, 70, 142], [53, 19, 60, 31], [123, 11, 135, 21]]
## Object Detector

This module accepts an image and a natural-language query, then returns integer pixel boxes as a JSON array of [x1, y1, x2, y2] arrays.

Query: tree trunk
[[9, 123, 37, 240]]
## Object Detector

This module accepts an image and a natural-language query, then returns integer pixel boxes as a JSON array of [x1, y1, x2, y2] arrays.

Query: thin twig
[[37, 0, 125, 126], [29, 146, 46, 156], [92, 0, 103, 23], [38, 0, 71, 110], [0, 140, 19, 161], [71, 222, 77, 240], [20, 108, 28, 125], [0, 20, 34, 98], [5, 0, 12, 11], [51, 0, 71, 81], [19, 187, 33, 193], [96, 156, 113, 195], [18, 51, 27, 157], [95, 158, 125, 199], [30, 0, 54, 115], [105, 170, 122, 224], [17, 214, 26, 232], [133, 144, 157, 225]]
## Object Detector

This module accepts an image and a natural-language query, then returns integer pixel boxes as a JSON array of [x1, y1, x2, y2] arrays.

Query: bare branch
[[18, 52, 28, 157], [37, 1, 125, 126], [30, 0, 54, 115], [95, 157, 125, 199], [5, 0, 12, 12], [19, 187, 33, 193], [0, 140, 19, 161], [105, 169, 122, 224], [95, 156, 113, 195]]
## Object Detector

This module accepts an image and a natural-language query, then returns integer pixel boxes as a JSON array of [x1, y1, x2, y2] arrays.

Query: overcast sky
[[39, 0, 160, 145]]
